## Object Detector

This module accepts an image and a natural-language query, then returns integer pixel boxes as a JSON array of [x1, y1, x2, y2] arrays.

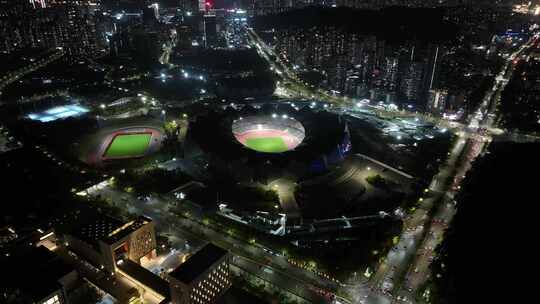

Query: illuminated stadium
[[80, 119, 165, 166], [103, 132, 153, 159], [232, 115, 305, 153], [27, 104, 89, 122], [186, 103, 351, 181]]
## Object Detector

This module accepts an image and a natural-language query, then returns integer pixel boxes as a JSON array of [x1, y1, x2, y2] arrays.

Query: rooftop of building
[[169, 243, 228, 284], [70, 213, 152, 249], [117, 259, 170, 300], [0, 245, 75, 302], [103, 216, 152, 245]]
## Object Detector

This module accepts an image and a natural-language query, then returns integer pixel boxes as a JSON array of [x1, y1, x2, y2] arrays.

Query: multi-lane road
[[247, 23, 539, 303], [77, 28, 539, 304], [0, 49, 64, 99], [355, 32, 540, 304], [87, 183, 338, 303]]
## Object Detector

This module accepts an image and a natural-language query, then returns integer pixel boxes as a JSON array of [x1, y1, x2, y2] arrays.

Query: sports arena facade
[[186, 103, 351, 182]]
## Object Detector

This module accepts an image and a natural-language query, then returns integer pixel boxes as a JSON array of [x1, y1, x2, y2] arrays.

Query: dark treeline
[[253, 6, 458, 43], [431, 142, 540, 303]]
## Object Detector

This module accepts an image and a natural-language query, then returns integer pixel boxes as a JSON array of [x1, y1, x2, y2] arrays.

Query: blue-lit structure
[[27, 104, 89, 122], [310, 123, 352, 173]]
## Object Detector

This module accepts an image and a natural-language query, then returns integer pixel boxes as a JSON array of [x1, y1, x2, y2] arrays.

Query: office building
[[65, 215, 156, 272], [427, 89, 448, 114], [169, 243, 231, 304]]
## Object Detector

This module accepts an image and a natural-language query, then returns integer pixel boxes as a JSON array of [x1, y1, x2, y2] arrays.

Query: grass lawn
[[105, 133, 152, 158], [245, 137, 288, 153]]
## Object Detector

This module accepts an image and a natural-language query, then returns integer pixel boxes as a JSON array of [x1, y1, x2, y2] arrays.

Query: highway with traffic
[[246, 24, 539, 304], [73, 27, 539, 304], [84, 182, 339, 303], [352, 31, 540, 304]]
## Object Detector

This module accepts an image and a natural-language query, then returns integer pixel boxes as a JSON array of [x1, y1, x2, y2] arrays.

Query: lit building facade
[[399, 61, 425, 103], [427, 89, 448, 114], [169, 243, 231, 304], [66, 215, 157, 272], [0, 0, 100, 56]]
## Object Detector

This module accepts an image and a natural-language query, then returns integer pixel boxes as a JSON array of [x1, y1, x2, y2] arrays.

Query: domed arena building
[[232, 115, 305, 153], [186, 103, 351, 182]]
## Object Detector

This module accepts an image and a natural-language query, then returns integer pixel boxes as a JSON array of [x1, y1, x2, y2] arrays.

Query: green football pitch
[[245, 137, 288, 153], [105, 133, 152, 158]]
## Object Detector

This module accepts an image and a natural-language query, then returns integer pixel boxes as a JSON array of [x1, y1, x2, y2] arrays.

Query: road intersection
[[248, 24, 540, 303]]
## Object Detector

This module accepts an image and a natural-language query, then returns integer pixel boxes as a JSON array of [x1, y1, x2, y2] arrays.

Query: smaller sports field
[[245, 137, 288, 153], [104, 133, 152, 158]]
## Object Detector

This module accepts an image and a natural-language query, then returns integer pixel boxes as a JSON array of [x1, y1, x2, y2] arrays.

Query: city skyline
[[0, 1, 538, 304]]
